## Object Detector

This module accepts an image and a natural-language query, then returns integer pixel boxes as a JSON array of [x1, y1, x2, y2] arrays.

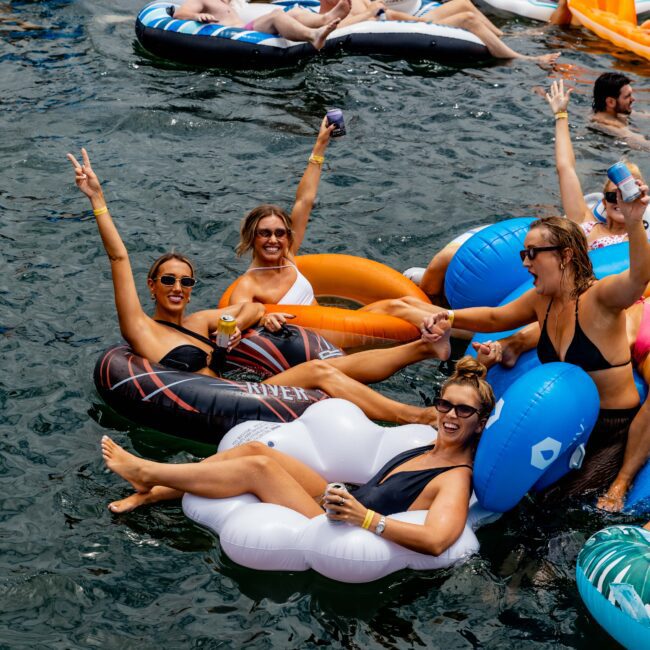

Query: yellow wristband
[[554, 111, 568, 121], [362, 509, 375, 530], [309, 154, 324, 165], [93, 205, 108, 217], [447, 310, 455, 327]]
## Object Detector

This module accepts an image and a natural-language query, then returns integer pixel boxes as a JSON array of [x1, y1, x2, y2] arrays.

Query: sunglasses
[[519, 246, 563, 262], [433, 397, 479, 419], [604, 191, 618, 204], [256, 228, 290, 239], [156, 275, 196, 288]]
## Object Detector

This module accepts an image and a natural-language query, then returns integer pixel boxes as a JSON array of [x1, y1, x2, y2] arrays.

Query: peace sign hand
[[66, 148, 104, 201]]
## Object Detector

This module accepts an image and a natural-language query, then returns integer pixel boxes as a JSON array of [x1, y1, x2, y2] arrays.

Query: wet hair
[[441, 356, 495, 420], [236, 204, 294, 257], [602, 160, 645, 191], [592, 72, 631, 113], [528, 217, 596, 299], [147, 252, 195, 281]]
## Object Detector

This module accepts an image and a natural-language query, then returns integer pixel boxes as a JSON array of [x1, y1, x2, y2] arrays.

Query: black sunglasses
[[519, 246, 563, 262], [156, 275, 196, 288], [604, 191, 618, 204], [256, 228, 290, 239], [433, 397, 479, 419]]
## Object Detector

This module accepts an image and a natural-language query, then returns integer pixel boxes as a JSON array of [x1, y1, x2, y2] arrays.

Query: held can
[[607, 162, 641, 203], [215, 314, 236, 348], [326, 109, 346, 138], [324, 482, 348, 524]]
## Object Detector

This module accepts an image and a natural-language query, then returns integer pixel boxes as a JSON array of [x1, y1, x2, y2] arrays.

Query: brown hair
[[441, 356, 495, 419], [147, 252, 195, 281], [236, 204, 294, 257], [528, 217, 596, 299]]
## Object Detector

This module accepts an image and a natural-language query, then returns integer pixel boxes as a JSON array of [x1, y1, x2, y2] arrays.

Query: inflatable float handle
[[609, 583, 650, 623]]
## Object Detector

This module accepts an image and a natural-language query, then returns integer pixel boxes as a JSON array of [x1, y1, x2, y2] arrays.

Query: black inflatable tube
[[94, 325, 343, 443]]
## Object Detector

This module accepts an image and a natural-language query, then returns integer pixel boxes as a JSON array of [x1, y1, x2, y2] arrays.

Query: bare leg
[[360, 296, 447, 327], [287, 0, 350, 27], [263, 324, 451, 423], [549, 0, 573, 25], [253, 9, 341, 50], [420, 244, 459, 300], [102, 437, 326, 517], [498, 323, 541, 368], [419, 0, 503, 36], [436, 12, 560, 64], [597, 383, 650, 512]]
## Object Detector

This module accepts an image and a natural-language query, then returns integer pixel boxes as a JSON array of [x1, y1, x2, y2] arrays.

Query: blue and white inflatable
[[576, 525, 650, 649], [135, 0, 489, 68]]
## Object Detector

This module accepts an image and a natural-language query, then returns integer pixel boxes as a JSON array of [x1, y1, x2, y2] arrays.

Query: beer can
[[607, 162, 641, 203], [324, 482, 348, 523], [215, 314, 236, 348], [326, 109, 346, 138]]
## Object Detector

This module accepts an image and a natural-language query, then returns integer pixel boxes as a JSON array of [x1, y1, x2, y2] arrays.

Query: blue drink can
[[326, 109, 346, 137], [607, 162, 641, 203]]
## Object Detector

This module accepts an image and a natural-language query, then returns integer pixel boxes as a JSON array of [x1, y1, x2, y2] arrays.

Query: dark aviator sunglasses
[[156, 275, 197, 288], [433, 397, 479, 419], [604, 191, 618, 204], [519, 246, 563, 262]]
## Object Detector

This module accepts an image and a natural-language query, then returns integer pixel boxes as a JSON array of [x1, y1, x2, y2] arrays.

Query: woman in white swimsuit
[[228, 117, 331, 330]]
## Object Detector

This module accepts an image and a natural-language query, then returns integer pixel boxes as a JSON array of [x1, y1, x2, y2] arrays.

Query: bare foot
[[499, 339, 520, 369], [101, 435, 151, 494], [421, 318, 452, 361], [596, 480, 628, 512], [323, 0, 350, 23], [534, 52, 561, 70], [311, 18, 340, 50], [109, 491, 152, 514]]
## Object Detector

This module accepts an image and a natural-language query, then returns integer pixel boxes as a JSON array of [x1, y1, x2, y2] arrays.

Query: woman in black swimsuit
[[102, 356, 494, 556], [423, 188, 650, 501], [68, 148, 456, 425]]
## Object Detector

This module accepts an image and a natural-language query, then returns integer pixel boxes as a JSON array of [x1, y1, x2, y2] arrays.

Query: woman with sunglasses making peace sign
[[547, 79, 646, 251], [422, 193, 650, 503], [67, 148, 266, 377]]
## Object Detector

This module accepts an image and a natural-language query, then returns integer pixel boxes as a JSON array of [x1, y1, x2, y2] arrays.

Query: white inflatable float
[[479, 0, 650, 22], [183, 361, 599, 582]]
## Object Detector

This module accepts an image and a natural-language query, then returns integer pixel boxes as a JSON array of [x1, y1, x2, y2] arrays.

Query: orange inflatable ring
[[219, 254, 431, 349], [569, 0, 650, 60]]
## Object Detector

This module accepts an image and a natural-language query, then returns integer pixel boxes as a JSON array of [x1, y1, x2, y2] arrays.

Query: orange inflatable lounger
[[219, 254, 431, 349], [569, 0, 650, 60]]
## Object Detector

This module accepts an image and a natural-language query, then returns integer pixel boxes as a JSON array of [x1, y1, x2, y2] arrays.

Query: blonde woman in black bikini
[[422, 195, 650, 502]]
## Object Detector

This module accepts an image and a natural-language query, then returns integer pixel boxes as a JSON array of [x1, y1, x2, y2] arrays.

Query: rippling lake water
[[2, 0, 650, 646]]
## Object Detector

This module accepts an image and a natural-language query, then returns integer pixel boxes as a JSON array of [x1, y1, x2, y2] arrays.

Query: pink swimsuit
[[633, 298, 650, 365], [580, 221, 628, 250]]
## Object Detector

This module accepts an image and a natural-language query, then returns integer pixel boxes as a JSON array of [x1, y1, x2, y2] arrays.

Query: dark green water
[[2, 0, 650, 646]]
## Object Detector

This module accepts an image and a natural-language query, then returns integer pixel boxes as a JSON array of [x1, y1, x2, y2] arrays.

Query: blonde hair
[[441, 356, 495, 419], [147, 252, 195, 281], [236, 204, 294, 257]]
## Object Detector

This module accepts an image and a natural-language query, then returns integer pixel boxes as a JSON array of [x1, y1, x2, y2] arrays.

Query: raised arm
[[545, 80, 590, 224], [289, 117, 334, 255], [326, 470, 471, 556], [66, 149, 150, 344], [595, 183, 650, 310]]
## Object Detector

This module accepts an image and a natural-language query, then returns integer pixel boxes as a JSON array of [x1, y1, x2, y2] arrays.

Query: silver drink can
[[215, 314, 236, 348], [607, 162, 641, 203], [324, 482, 348, 523]]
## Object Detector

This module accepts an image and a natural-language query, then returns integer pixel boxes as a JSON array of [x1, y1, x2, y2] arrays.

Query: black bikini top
[[351, 445, 472, 516], [156, 320, 224, 374], [537, 297, 631, 372]]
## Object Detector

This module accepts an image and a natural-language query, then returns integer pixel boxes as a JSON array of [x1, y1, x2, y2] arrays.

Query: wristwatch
[[374, 516, 386, 536]]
